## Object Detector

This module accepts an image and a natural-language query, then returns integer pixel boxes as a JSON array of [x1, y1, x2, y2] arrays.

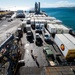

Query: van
[[26, 25, 32, 37], [35, 33, 42, 45]]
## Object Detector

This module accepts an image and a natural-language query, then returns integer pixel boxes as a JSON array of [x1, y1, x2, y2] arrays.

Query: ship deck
[[0, 13, 75, 75], [16, 25, 75, 75]]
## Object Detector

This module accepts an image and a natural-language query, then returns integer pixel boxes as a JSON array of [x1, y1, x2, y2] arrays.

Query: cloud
[[42, 1, 75, 7], [0, 6, 31, 11], [9, 6, 31, 11]]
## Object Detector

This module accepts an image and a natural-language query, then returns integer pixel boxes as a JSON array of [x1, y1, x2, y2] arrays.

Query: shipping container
[[64, 34, 75, 45], [45, 17, 56, 21], [47, 24, 56, 33], [54, 24, 63, 34], [39, 19, 46, 24], [54, 34, 75, 59], [35, 19, 39, 24], [53, 19, 62, 24], [31, 19, 35, 25], [60, 25, 69, 33], [50, 21, 56, 24], [46, 20, 52, 24]]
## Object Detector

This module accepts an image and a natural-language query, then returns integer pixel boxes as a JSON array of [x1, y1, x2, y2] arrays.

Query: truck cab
[[35, 23, 44, 34]]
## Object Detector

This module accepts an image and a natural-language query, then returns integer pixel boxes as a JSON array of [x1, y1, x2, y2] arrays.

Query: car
[[18, 60, 25, 67], [36, 33, 40, 39], [7, 18, 13, 22], [43, 46, 50, 52], [44, 33, 50, 41], [35, 33, 42, 45]]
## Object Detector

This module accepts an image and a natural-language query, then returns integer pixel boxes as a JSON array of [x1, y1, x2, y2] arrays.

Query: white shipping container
[[45, 17, 56, 21], [35, 19, 39, 24], [60, 25, 69, 33], [53, 19, 62, 24], [64, 34, 75, 45], [54, 34, 75, 59], [50, 21, 56, 24], [47, 24, 56, 33], [54, 24, 63, 34], [46, 20, 52, 24], [31, 19, 35, 25], [22, 21, 27, 28], [39, 19, 46, 24]]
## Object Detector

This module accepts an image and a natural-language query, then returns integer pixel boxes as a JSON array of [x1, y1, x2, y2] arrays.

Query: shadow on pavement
[[31, 54, 40, 68], [45, 40, 54, 45]]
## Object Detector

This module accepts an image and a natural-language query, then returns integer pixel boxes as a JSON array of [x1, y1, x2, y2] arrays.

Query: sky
[[0, 0, 75, 10]]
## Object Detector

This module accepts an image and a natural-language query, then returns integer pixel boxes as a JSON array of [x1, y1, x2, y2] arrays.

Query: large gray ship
[[0, 2, 75, 75]]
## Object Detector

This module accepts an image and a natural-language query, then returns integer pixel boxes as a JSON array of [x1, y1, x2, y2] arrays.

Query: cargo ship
[[0, 2, 75, 75]]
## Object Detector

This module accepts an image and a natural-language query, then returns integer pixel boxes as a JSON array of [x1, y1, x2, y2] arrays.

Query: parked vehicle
[[35, 33, 42, 45], [17, 27, 23, 38], [26, 25, 32, 37], [27, 18, 31, 24], [35, 23, 44, 33], [44, 33, 50, 41], [21, 20, 27, 33], [43, 46, 50, 52], [45, 49, 54, 60], [7, 18, 13, 22], [49, 60, 56, 66]]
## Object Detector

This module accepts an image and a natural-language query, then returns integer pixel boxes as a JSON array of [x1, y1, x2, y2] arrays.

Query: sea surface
[[41, 8, 75, 30]]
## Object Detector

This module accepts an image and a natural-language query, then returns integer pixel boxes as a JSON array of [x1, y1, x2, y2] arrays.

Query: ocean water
[[41, 8, 75, 30]]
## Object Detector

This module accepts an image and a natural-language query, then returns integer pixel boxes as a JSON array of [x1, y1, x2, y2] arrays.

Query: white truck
[[26, 24, 32, 37], [22, 20, 27, 32]]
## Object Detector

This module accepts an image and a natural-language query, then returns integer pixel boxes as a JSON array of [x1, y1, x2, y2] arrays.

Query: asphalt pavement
[[0, 18, 22, 45], [21, 29, 48, 67]]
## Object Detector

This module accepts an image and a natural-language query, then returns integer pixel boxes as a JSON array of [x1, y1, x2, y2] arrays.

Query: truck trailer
[[60, 25, 69, 33], [64, 34, 75, 45], [54, 24, 63, 34], [54, 34, 75, 60], [47, 24, 56, 34]]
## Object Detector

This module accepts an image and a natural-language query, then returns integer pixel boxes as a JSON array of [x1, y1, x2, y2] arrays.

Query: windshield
[[36, 26, 40, 29]]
